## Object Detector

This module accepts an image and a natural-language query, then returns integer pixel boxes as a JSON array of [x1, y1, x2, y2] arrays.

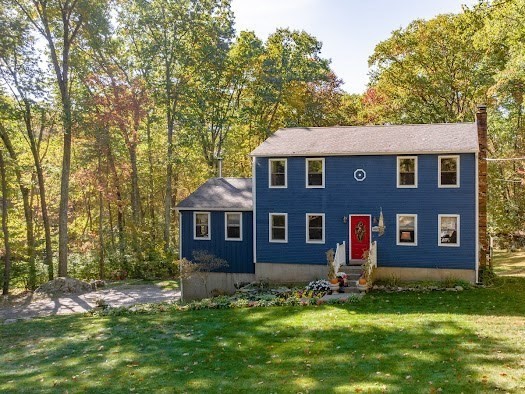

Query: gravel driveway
[[0, 283, 181, 323]]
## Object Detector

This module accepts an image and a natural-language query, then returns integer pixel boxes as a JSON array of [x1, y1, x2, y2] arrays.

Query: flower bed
[[87, 281, 361, 316]]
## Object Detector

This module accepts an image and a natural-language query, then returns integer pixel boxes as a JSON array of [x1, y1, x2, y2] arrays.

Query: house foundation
[[374, 267, 476, 283], [181, 272, 255, 301]]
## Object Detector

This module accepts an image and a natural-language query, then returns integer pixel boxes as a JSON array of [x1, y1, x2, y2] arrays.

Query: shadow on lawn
[[0, 306, 519, 392], [0, 278, 525, 392], [2, 278, 524, 392]]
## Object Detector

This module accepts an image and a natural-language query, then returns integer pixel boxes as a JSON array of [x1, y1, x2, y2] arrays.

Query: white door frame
[[349, 214, 372, 261]]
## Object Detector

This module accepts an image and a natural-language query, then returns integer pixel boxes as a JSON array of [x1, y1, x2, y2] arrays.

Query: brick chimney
[[476, 105, 488, 275]]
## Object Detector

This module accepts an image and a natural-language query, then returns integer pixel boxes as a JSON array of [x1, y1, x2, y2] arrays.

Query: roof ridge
[[275, 122, 475, 132]]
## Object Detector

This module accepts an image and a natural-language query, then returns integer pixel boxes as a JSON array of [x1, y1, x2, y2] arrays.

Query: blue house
[[177, 109, 488, 297]]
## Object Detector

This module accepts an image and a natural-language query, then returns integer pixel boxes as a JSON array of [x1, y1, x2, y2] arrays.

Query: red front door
[[350, 215, 370, 260]]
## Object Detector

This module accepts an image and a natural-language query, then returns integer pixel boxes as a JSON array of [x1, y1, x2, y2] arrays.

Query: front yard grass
[[1, 262, 525, 392]]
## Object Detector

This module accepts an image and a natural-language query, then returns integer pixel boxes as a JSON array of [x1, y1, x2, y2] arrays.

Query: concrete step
[[339, 266, 363, 275]]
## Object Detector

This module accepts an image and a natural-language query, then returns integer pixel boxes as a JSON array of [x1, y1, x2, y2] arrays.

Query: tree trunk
[[98, 190, 105, 280], [0, 126, 36, 289], [58, 113, 72, 277], [129, 145, 141, 225], [25, 103, 53, 280], [146, 115, 156, 233], [1, 150, 11, 296], [164, 121, 173, 251], [105, 143, 126, 260]]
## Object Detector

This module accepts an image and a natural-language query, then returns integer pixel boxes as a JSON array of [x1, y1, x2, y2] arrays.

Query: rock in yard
[[90, 280, 106, 290], [35, 277, 93, 295], [455, 286, 464, 291]]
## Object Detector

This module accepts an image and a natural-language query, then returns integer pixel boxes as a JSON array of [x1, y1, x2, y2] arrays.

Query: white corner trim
[[193, 211, 211, 240], [438, 155, 461, 188], [225, 212, 243, 241], [269, 212, 288, 243], [396, 156, 418, 188], [438, 214, 460, 247], [253, 157, 257, 263], [305, 157, 325, 188], [396, 213, 418, 246], [268, 158, 287, 188], [305, 213, 325, 244]]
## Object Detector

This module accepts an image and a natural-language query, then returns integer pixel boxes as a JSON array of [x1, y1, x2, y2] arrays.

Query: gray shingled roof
[[176, 177, 252, 210], [250, 123, 479, 156]]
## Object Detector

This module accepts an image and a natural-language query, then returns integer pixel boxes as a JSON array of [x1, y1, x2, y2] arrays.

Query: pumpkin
[[358, 277, 367, 285], [330, 278, 339, 284]]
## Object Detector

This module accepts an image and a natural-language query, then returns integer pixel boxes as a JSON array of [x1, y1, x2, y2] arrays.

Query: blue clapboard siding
[[180, 211, 254, 273], [255, 154, 476, 270]]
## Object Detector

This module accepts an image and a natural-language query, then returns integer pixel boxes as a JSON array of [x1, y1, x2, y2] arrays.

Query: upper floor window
[[397, 214, 417, 246], [439, 214, 460, 247], [269, 213, 288, 243], [306, 158, 325, 188], [194, 212, 210, 240], [269, 159, 287, 188], [439, 156, 460, 187], [397, 156, 418, 188], [225, 212, 242, 241], [306, 213, 325, 243]]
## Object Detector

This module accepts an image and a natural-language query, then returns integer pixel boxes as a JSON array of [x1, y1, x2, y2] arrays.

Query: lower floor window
[[269, 213, 287, 242], [397, 214, 417, 245], [439, 215, 460, 246], [225, 212, 242, 240], [194, 212, 210, 240], [306, 213, 325, 243]]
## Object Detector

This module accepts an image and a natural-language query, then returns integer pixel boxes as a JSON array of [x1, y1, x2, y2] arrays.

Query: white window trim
[[193, 211, 211, 240], [397, 156, 418, 188], [224, 212, 243, 241], [438, 155, 460, 188], [269, 213, 288, 243], [438, 214, 460, 247], [305, 213, 325, 244], [305, 158, 325, 188], [268, 158, 287, 188], [396, 214, 418, 246]]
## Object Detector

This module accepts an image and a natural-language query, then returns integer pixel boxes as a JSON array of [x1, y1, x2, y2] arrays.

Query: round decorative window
[[354, 169, 366, 182]]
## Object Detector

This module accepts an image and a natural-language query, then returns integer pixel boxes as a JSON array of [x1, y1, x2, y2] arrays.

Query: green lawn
[[493, 250, 525, 277], [1, 265, 525, 392]]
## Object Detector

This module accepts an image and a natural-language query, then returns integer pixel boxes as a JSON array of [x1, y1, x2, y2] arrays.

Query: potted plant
[[337, 272, 348, 287], [357, 250, 372, 291]]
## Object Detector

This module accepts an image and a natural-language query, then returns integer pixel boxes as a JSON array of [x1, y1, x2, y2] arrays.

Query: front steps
[[331, 265, 363, 294]]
